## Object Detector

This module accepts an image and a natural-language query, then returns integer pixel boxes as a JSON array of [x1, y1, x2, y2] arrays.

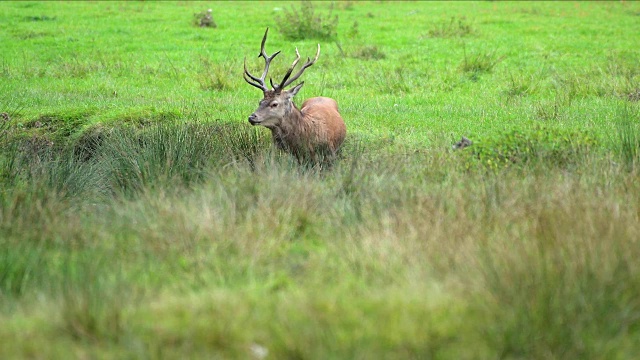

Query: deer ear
[[286, 82, 304, 99]]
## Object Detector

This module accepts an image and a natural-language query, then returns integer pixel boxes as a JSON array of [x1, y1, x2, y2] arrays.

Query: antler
[[275, 44, 320, 91], [243, 28, 281, 92]]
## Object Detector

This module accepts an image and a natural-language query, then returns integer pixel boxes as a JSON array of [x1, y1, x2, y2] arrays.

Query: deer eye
[[270, 102, 278, 108]]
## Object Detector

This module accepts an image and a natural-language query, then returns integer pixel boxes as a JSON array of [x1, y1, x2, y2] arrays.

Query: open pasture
[[1, 1, 640, 358]]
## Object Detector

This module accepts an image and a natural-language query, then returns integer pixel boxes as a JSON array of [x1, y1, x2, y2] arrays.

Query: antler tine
[[279, 43, 320, 90], [244, 57, 267, 91], [257, 29, 281, 82], [243, 27, 281, 92], [273, 48, 301, 91]]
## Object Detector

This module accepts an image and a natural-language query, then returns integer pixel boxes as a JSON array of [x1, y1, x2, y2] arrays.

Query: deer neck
[[270, 102, 305, 150]]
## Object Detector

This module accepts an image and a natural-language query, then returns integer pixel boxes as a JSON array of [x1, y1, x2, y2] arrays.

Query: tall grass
[[92, 122, 269, 196], [470, 172, 640, 358], [1, 120, 640, 357], [615, 107, 640, 171]]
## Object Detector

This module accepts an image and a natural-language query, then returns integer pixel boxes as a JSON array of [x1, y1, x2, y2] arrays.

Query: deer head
[[243, 27, 320, 129]]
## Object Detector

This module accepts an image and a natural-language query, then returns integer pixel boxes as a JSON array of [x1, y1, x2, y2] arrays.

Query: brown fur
[[249, 88, 346, 163]]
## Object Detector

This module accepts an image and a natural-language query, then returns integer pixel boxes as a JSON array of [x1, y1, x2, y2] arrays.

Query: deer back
[[299, 97, 346, 153]]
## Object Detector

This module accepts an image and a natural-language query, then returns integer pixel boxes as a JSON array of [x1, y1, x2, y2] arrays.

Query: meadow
[[1, 1, 640, 358]]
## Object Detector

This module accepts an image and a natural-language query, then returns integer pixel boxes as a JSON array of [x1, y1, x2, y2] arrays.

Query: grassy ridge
[[1, 1, 640, 359]]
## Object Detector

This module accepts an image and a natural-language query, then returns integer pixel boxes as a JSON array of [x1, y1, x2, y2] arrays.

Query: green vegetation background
[[1, 1, 639, 359]]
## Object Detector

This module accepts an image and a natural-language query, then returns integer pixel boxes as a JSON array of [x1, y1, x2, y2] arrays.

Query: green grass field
[[1, 1, 640, 359]]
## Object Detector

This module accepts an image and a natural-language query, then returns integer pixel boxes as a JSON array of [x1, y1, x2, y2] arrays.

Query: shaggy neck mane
[[270, 100, 308, 152]]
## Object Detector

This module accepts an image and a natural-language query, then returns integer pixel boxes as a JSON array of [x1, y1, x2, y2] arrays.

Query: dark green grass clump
[[463, 125, 598, 170], [1, 121, 270, 200], [275, 1, 339, 41], [426, 16, 476, 38]]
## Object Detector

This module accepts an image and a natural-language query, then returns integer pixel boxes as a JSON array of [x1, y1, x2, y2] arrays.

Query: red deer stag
[[243, 28, 346, 163]]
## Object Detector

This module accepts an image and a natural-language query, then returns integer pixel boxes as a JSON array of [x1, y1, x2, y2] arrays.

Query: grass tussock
[[275, 1, 339, 41], [615, 107, 640, 171], [23, 15, 56, 22], [461, 125, 597, 170], [349, 45, 387, 61], [197, 58, 234, 91], [459, 45, 505, 80], [504, 71, 540, 97], [425, 16, 476, 38]]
